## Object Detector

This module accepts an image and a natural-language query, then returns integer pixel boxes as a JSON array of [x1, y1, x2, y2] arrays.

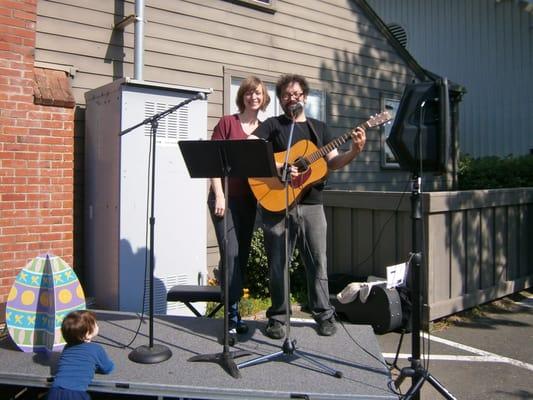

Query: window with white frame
[[230, 76, 326, 122]]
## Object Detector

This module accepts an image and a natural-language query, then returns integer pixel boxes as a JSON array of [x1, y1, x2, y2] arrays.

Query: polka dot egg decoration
[[5, 254, 86, 352]]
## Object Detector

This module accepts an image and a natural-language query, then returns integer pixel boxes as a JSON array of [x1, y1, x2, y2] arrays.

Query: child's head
[[61, 310, 99, 345]]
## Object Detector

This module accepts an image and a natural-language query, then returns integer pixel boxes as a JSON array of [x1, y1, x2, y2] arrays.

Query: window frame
[[380, 94, 401, 169], [223, 0, 277, 14], [223, 69, 327, 122]]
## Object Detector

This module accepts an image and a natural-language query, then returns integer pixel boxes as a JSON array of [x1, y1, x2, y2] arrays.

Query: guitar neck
[[305, 120, 370, 164]]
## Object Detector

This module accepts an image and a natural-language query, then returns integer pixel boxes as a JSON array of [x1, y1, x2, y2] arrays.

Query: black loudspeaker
[[386, 80, 450, 173]]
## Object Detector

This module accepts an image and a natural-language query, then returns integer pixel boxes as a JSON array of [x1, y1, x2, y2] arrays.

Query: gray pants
[[261, 204, 335, 324]]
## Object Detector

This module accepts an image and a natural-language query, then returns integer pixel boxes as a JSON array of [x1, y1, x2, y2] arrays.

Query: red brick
[[14, 168, 39, 177], [13, 201, 38, 209], [7, 110, 29, 118], [4, 143, 29, 152], [0, 1, 36, 13], [27, 111, 51, 120], [0, 100, 18, 109], [40, 233, 61, 241], [39, 152, 62, 161], [0, 184, 14, 193], [25, 224, 49, 234], [0, 177, 26, 185], [27, 177, 50, 185], [2, 225, 27, 235], [1, 192, 26, 201], [27, 128, 50, 136], [41, 137, 64, 145], [14, 151, 38, 160], [40, 120, 63, 129], [13, 9, 35, 22], [3, 126, 27, 135], [0, 67, 23, 80], [15, 135, 38, 144], [14, 101, 34, 110]]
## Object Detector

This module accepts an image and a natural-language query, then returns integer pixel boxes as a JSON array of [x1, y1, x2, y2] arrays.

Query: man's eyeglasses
[[281, 91, 304, 100]]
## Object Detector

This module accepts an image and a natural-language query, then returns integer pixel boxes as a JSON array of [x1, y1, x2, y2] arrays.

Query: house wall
[[366, 0, 533, 158], [34, 0, 430, 275], [0, 0, 75, 305]]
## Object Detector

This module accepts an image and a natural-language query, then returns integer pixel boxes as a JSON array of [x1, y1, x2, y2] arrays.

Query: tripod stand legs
[[189, 348, 250, 379], [237, 337, 342, 378], [399, 360, 457, 400]]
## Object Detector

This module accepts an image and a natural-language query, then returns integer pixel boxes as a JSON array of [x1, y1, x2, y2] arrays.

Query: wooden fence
[[324, 188, 533, 321]]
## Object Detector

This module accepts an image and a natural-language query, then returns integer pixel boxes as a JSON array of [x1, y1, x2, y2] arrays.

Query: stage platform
[[0, 310, 396, 399]]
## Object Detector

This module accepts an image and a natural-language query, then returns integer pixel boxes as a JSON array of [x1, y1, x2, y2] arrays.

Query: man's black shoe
[[265, 319, 285, 339], [229, 320, 249, 335], [317, 317, 337, 336]]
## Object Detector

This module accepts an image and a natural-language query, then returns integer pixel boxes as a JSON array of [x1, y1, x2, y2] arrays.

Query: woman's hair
[[61, 310, 97, 345], [235, 75, 271, 113], [275, 74, 310, 100]]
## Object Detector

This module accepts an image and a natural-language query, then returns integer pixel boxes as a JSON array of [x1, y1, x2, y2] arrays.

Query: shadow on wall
[[119, 239, 168, 315]]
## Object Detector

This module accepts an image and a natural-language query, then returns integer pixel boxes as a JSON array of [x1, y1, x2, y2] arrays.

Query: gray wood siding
[[35, 0, 430, 272], [35, 0, 421, 189], [366, 0, 533, 157]]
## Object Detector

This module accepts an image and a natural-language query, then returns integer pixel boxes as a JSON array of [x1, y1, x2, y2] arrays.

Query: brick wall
[[0, 0, 75, 305]]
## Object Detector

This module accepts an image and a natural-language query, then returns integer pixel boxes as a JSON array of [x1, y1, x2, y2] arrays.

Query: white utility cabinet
[[85, 78, 210, 316]]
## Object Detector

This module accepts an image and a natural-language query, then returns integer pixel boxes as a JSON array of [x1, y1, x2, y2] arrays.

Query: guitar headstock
[[365, 111, 393, 128]]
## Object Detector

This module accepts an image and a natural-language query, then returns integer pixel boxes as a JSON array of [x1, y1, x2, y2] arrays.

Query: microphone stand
[[238, 107, 342, 378], [122, 93, 205, 364]]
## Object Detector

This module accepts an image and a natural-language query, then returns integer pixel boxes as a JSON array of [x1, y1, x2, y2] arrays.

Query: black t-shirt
[[253, 114, 334, 204]]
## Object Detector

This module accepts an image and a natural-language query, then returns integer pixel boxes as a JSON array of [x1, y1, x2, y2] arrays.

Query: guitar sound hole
[[294, 157, 309, 172]]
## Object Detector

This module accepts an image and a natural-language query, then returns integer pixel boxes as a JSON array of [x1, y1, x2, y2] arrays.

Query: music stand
[[179, 139, 277, 378]]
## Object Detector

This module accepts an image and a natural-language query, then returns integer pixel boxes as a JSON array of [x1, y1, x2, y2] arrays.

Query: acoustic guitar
[[248, 111, 392, 213]]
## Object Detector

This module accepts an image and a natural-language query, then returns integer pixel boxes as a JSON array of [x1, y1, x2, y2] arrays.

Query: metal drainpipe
[[134, 0, 145, 80]]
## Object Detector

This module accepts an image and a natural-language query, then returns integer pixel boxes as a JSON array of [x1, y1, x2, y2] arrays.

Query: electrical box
[[85, 78, 210, 316]]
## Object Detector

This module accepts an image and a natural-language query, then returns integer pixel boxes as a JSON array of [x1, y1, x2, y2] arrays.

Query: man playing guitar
[[248, 74, 366, 339]]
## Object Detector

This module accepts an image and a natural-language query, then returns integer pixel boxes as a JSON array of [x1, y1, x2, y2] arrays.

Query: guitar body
[[248, 139, 328, 213], [248, 111, 392, 213]]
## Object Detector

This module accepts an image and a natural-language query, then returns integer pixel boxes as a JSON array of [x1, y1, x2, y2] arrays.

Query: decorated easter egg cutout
[[5, 254, 86, 352]]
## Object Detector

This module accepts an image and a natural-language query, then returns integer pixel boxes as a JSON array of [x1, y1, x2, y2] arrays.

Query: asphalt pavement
[[372, 290, 533, 400]]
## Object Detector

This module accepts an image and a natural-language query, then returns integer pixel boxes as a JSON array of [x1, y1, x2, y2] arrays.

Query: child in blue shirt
[[47, 310, 115, 400]]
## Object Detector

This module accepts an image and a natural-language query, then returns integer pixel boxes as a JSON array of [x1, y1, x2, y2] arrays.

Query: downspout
[[134, 0, 145, 80]]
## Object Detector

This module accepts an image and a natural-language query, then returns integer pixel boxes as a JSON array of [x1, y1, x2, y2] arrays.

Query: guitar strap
[[305, 118, 322, 146]]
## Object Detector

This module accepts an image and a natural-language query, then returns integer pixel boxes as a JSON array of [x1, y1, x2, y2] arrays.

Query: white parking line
[[382, 333, 533, 372]]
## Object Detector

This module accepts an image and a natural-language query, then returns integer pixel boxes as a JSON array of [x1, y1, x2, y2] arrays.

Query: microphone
[[288, 101, 304, 118], [172, 92, 207, 110], [190, 92, 207, 102]]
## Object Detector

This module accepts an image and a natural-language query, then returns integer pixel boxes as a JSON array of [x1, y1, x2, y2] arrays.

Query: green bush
[[458, 154, 533, 190], [245, 228, 307, 302]]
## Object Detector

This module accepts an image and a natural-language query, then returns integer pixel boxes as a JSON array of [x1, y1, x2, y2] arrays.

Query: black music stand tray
[[179, 139, 277, 378]]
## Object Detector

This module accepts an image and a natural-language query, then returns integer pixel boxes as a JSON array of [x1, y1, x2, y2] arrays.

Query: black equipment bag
[[328, 273, 404, 334], [330, 285, 403, 334]]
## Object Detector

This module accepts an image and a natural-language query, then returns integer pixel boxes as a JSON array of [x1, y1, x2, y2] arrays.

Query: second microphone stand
[[123, 94, 206, 364]]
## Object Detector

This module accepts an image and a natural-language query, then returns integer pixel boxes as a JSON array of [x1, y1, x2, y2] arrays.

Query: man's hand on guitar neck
[[326, 126, 366, 171], [349, 126, 366, 155]]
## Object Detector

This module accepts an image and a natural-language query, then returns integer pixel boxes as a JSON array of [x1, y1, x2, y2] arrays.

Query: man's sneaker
[[264, 319, 285, 339], [229, 319, 249, 335], [317, 317, 337, 336]]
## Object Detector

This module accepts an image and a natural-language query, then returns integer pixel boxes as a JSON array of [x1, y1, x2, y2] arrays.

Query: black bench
[[166, 285, 223, 317]]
